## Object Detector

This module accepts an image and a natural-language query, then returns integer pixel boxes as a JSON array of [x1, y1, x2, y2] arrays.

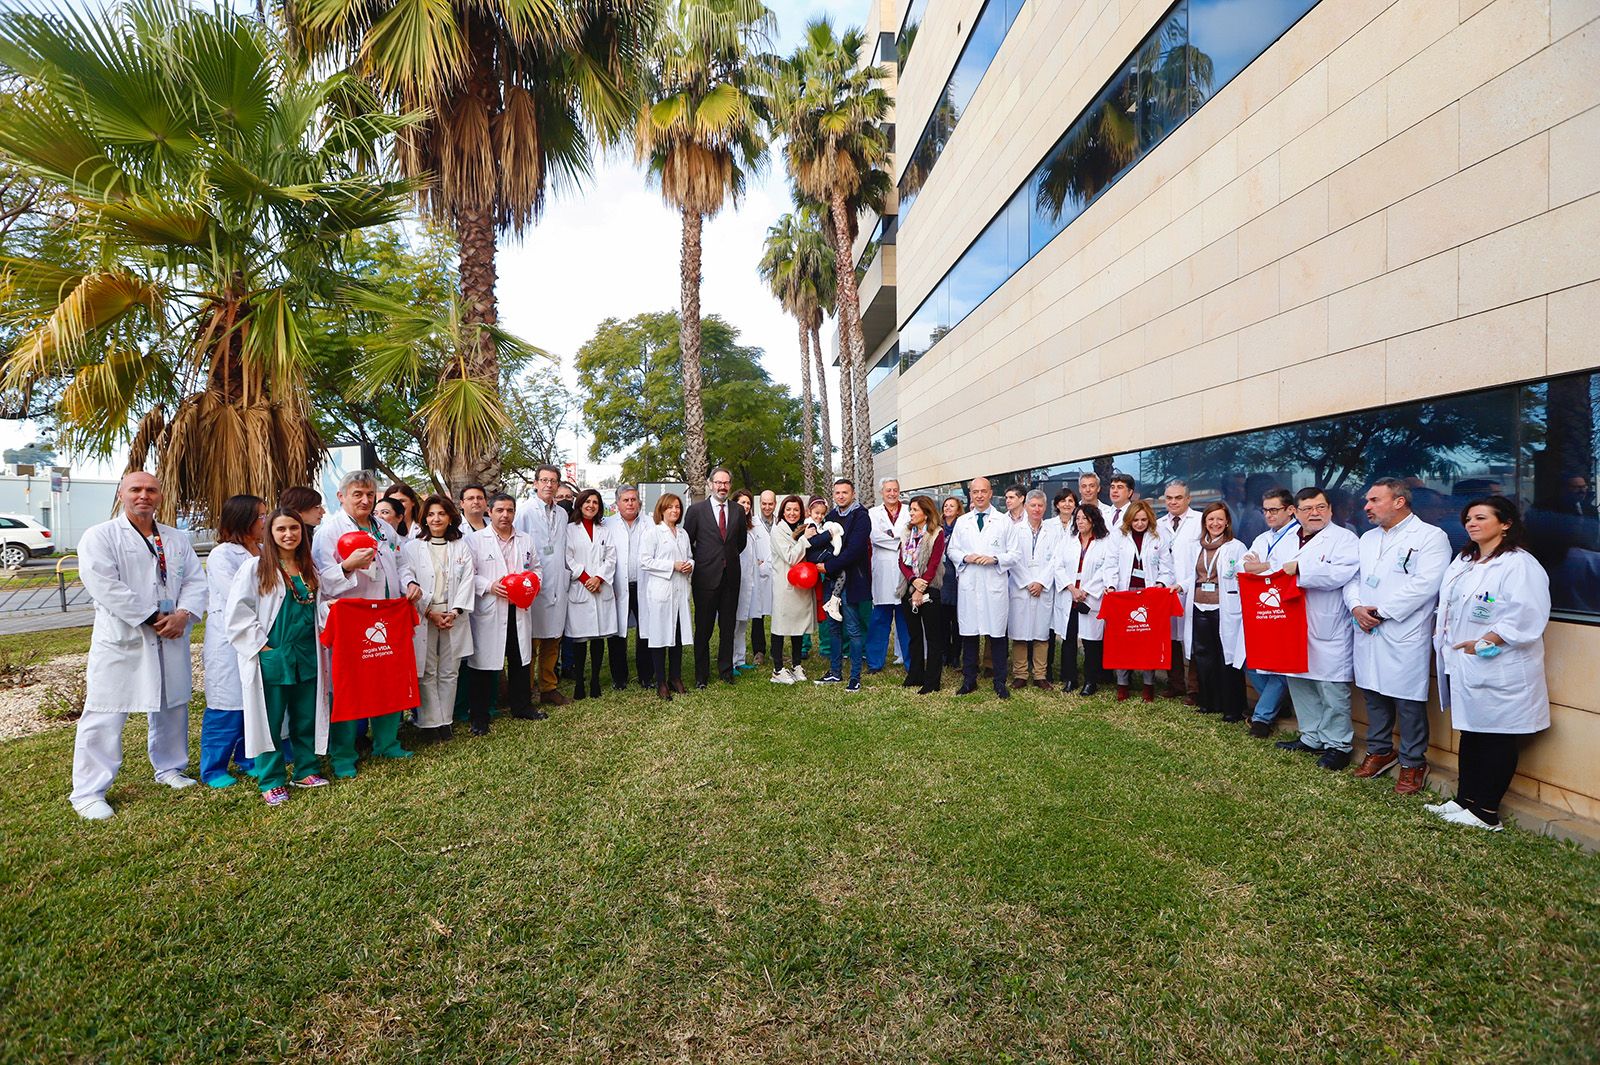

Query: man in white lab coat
[[1159, 480, 1203, 700], [466, 494, 539, 731], [949, 477, 1020, 699], [69, 472, 207, 820], [311, 469, 425, 777], [752, 489, 778, 665], [603, 485, 653, 691], [1241, 488, 1301, 737], [514, 464, 571, 706], [1268, 488, 1363, 770], [866, 478, 912, 672], [1345, 477, 1453, 795], [1078, 472, 1109, 530]]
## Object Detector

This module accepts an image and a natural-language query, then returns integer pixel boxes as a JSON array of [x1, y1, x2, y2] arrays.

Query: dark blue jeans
[[828, 600, 870, 682]]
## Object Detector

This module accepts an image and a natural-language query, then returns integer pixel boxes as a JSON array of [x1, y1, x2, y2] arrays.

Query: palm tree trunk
[[680, 207, 709, 501], [797, 318, 815, 497], [451, 203, 502, 493], [835, 327, 855, 485], [811, 320, 833, 491], [828, 190, 874, 504]]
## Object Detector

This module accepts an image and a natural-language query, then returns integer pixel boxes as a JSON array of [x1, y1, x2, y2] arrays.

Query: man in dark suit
[[683, 467, 748, 686]]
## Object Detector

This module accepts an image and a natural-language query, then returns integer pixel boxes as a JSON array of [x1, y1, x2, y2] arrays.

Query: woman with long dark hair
[[200, 493, 266, 788], [412, 495, 477, 738], [768, 494, 817, 683], [384, 482, 424, 540], [941, 496, 966, 671], [565, 488, 617, 699], [1054, 504, 1114, 695], [898, 495, 948, 693]]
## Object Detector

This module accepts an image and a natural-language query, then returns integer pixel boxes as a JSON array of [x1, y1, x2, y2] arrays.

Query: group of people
[[67, 464, 1551, 836]]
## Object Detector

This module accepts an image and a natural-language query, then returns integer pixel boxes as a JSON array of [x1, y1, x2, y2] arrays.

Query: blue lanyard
[[1267, 519, 1299, 556]]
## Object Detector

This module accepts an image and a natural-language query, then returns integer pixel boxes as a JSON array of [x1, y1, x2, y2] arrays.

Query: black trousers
[[770, 634, 804, 671], [904, 590, 946, 689], [650, 619, 686, 685], [1058, 609, 1080, 686], [572, 638, 604, 693], [943, 600, 962, 666], [467, 617, 530, 728], [1192, 610, 1247, 718], [751, 616, 767, 656], [1456, 730, 1522, 824], [608, 582, 654, 688], [693, 576, 740, 685], [962, 633, 1007, 693]]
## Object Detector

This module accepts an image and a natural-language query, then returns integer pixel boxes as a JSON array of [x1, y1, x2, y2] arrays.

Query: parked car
[[0, 513, 54, 568]]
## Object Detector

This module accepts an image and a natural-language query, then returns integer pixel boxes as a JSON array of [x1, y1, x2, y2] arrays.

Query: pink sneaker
[[262, 786, 290, 807], [291, 774, 329, 788]]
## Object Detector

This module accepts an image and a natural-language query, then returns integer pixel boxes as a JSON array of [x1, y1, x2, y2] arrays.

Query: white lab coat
[[1246, 519, 1303, 570], [79, 517, 206, 714], [1344, 514, 1453, 701], [1434, 550, 1551, 734], [754, 517, 776, 615], [603, 513, 651, 634], [1007, 520, 1060, 642], [868, 503, 912, 606], [639, 522, 694, 648], [201, 541, 255, 711], [1107, 529, 1175, 592], [1053, 534, 1114, 641], [409, 537, 478, 670], [513, 498, 570, 639], [736, 520, 771, 621], [1173, 537, 1248, 668], [467, 527, 537, 670], [224, 562, 330, 759], [565, 519, 618, 639], [312, 509, 415, 602], [949, 507, 1019, 638], [1274, 524, 1362, 681], [1160, 510, 1202, 639]]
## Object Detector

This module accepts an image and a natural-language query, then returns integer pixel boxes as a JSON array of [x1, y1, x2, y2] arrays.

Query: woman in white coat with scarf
[[225, 508, 330, 806], [1107, 500, 1176, 701], [731, 489, 768, 673], [1429, 497, 1551, 832], [200, 494, 266, 788], [640, 493, 695, 699], [767, 494, 816, 683], [565, 488, 618, 700], [1007, 490, 1060, 688], [409, 496, 477, 737], [1173, 503, 1248, 721], [1054, 504, 1115, 696]]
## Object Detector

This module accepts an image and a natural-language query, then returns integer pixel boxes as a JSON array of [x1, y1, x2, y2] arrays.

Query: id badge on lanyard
[[142, 529, 174, 613]]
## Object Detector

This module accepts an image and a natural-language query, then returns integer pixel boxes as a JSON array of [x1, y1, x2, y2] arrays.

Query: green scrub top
[[259, 575, 317, 686]]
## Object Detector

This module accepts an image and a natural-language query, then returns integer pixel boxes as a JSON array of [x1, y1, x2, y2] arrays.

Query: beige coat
[[767, 519, 818, 638]]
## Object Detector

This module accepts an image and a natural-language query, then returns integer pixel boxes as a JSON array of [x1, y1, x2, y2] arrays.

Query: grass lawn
[[0, 623, 203, 661], [2, 666, 1596, 1062]]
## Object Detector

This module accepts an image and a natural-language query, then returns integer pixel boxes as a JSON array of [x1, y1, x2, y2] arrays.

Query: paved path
[[0, 606, 94, 635]]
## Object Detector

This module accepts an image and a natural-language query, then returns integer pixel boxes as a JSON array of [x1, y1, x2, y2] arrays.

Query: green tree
[[636, 0, 773, 500], [575, 311, 807, 492], [0, 0, 414, 522], [758, 205, 835, 495], [289, 0, 655, 491]]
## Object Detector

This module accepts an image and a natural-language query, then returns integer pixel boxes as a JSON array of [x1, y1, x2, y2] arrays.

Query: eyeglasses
[[1261, 505, 1288, 514], [1297, 503, 1332, 513]]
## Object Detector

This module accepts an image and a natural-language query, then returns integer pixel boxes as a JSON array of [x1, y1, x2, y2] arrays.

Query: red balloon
[[336, 530, 377, 560], [787, 561, 820, 589], [501, 570, 542, 609]]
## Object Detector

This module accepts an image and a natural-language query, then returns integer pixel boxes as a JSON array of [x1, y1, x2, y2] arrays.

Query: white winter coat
[[869, 503, 911, 606], [224, 561, 330, 759], [639, 522, 694, 648], [79, 517, 206, 714], [1053, 534, 1114, 641], [1344, 514, 1453, 701], [1174, 537, 1247, 668], [768, 519, 817, 638], [1434, 550, 1551, 734], [467, 527, 537, 671], [513, 498, 570, 639], [565, 520, 618, 639], [409, 537, 478, 671], [1007, 520, 1060, 642], [949, 507, 1019, 638], [202, 541, 256, 711]]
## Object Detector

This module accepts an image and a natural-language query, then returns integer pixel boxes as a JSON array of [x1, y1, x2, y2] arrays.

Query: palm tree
[[289, 0, 655, 490], [636, 0, 772, 499], [775, 18, 889, 504], [758, 205, 835, 495], [0, 0, 414, 522]]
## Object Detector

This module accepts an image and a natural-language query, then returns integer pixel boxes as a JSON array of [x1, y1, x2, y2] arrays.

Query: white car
[[0, 513, 55, 568]]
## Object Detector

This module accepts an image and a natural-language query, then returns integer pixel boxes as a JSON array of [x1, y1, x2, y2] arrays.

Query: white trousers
[[732, 619, 749, 667], [69, 706, 190, 810], [417, 625, 461, 729]]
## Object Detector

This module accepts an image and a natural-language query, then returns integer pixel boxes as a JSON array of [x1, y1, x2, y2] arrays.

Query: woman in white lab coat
[[565, 488, 618, 699], [1107, 500, 1176, 701], [1007, 490, 1060, 688], [200, 494, 266, 788], [639, 493, 695, 699], [731, 489, 766, 672], [1429, 497, 1551, 832], [410, 496, 477, 736], [767, 495, 817, 683], [225, 508, 330, 806], [1173, 503, 1249, 720], [1054, 504, 1114, 695]]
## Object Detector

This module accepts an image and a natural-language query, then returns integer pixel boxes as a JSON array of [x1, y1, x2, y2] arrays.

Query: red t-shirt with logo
[[320, 598, 420, 720], [1099, 588, 1182, 670], [1235, 571, 1309, 674]]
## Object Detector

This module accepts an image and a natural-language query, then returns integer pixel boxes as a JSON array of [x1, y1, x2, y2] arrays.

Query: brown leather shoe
[[1394, 764, 1429, 796], [1352, 751, 1398, 779], [1035, 679, 1054, 691], [540, 688, 572, 707]]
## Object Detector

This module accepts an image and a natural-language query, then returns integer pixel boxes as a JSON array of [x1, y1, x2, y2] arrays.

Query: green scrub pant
[[327, 711, 405, 778], [256, 683, 320, 791]]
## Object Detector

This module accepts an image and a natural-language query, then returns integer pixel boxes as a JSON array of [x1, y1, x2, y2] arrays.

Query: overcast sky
[[3, 0, 859, 482]]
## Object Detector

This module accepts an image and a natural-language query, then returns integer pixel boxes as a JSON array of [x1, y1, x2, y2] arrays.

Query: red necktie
[[718, 502, 726, 538]]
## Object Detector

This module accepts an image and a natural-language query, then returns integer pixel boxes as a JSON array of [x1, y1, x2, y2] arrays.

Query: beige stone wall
[[891, 0, 1600, 817]]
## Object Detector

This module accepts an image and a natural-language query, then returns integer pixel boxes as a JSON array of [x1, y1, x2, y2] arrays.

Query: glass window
[[896, 0, 931, 72], [867, 345, 900, 391], [1189, 0, 1318, 105], [871, 421, 899, 454], [948, 214, 1009, 325], [1005, 187, 1030, 273], [1522, 374, 1600, 617], [1136, 0, 1192, 153]]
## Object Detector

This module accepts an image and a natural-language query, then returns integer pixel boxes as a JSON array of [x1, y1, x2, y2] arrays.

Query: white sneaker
[[1424, 799, 1462, 816], [791, 665, 807, 682], [1440, 806, 1504, 832], [75, 799, 115, 821], [770, 668, 794, 684], [824, 597, 842, 621], [155, 771, 197, 790]]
